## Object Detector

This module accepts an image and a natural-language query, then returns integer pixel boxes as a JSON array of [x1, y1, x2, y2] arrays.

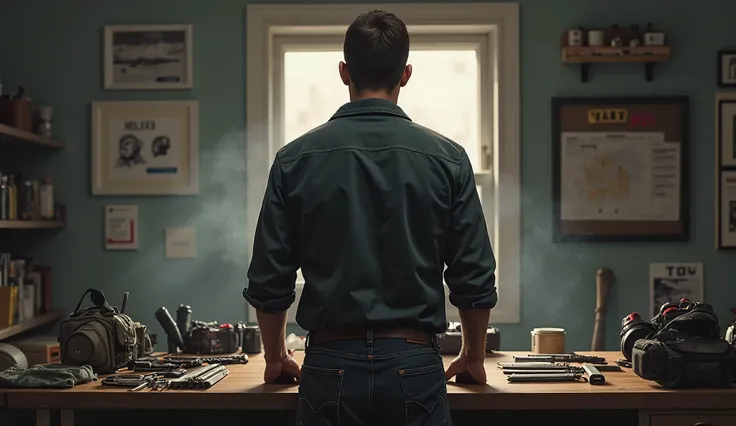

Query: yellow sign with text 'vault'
[[587, 108, 628, 124]]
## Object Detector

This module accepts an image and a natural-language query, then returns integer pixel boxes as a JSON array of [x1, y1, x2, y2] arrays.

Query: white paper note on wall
[[165, 227, 197, 258], [105, 205, 139, 250]]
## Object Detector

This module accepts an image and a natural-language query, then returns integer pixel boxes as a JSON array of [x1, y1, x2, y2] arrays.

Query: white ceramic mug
[[587, 30, 604, 46]]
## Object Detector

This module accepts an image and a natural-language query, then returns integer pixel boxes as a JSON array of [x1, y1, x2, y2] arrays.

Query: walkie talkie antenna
[[121, 292, 129, 314]]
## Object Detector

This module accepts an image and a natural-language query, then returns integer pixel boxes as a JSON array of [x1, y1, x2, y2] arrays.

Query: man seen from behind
[[244, 9, 498, 426]]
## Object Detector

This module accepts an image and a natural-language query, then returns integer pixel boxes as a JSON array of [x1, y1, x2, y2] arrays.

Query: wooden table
[[4, 352, 736, 426]]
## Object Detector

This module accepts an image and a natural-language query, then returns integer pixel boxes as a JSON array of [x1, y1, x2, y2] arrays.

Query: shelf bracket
[[580, 63, 590, 83], [644, 63, 654, 82]]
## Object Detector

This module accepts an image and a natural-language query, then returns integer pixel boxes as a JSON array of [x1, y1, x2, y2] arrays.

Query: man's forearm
[[459, 308, 491, 361], [256, 309, 288, 362]]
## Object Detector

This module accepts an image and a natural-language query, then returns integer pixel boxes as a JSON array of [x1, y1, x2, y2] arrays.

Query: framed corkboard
[[551, 96, 689, 242]]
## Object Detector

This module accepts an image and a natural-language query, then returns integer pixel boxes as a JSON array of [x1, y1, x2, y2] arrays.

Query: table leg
[[35, 409, 50, 426], [60, 409, 74, 426]]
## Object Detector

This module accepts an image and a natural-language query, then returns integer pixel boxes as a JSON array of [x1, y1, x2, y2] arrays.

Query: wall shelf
[[562, 46, 671, 83], [0, 310, 63, 340], [0, 124, 65, 149], [0, 220, 65, 229]]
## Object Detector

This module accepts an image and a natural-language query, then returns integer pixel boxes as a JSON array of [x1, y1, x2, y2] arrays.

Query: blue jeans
[[297, 335, 452, 426]]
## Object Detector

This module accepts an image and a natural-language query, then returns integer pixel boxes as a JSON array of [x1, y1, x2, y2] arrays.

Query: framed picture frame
[[91, 100, 199, 195], [103, 24, 193, 90], [717, 50, 736, 88], [715, 93, 736, 249], [717, 170, 736, 249], [551, 96, 689, 242], [716, 95, 736, 168]]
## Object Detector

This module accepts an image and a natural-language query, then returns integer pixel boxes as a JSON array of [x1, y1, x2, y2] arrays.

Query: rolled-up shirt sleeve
[[243, 154, 298, 313], [443, 149, 498, 310]]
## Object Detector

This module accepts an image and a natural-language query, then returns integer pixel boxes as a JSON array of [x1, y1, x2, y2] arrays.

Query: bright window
[[245, 3, 520, 324], [282, 48, 482, 169], [277, 38, 493, 323]]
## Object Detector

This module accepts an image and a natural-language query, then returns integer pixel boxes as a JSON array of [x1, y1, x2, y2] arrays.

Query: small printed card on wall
[[649, 263, 703, 318], [105, 205, 139, 250], [165, 227, 196, 259]]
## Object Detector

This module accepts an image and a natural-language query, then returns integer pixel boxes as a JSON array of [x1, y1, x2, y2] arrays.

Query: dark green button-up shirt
[[244, 98, 497, 334]]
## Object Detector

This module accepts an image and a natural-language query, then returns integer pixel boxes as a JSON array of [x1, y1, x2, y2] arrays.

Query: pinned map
[[560, 132, 680, 221]]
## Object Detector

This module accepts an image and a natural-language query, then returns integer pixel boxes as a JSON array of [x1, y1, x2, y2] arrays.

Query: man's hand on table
[[445, 308, 491, 384], [264, 349, 301, 384], [445, 354, 487, 385]]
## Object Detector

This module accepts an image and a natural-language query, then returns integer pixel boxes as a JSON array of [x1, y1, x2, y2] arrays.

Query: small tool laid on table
[[513, 352, 607, 364], [101, 374, 162, 392], [507, 372, 584, 383], [582, 363, 606, 385], [498, 362, 584, 375], [500, 361, 618, 384], [164, 363, 229, 390]]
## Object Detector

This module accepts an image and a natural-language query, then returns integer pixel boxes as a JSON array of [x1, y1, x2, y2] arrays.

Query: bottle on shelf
[[0, 175, 8, 220], [7, 175, 16, 220], [39, 177, 54, 220], [21, 180, 33, 220]]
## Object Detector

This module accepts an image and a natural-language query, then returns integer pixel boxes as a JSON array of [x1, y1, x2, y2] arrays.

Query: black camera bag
[[58, 289, 148, 374], [631, 303, 735, 388]]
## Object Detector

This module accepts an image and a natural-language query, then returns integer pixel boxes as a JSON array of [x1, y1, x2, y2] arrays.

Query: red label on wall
[[629, 113, 655, 127]]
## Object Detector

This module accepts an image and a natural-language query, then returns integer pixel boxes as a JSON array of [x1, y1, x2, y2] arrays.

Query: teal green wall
[[0, 0, 733, 352]]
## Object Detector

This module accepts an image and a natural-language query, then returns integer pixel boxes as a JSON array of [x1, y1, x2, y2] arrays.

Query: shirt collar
[[329, 98, 412, 121]]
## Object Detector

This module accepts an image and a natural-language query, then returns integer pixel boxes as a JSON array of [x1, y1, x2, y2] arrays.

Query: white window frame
[[245, 3, 521, 324]]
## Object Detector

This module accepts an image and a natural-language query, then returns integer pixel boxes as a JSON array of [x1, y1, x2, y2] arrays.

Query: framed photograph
[[91, 100, 199, 195], [718, 50, 736, 88], [551, 96, 689, 242], [104, 24, 193, 90], [649, 263, 704, 318], [717, 170, 736, 249], [716, 96, 736, 167]]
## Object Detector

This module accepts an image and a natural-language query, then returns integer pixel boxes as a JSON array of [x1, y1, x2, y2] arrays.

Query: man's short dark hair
[[343, 10, 410, 93]]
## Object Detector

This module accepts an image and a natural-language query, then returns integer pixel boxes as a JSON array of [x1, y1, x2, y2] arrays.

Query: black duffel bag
[[631, 301, 735, 389]]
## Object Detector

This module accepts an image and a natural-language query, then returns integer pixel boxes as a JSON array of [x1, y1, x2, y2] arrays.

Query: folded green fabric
[[0, 364, 97, 388]]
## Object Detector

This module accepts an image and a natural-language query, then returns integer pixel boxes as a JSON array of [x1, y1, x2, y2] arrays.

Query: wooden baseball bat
[[591, 268, 615, 351]]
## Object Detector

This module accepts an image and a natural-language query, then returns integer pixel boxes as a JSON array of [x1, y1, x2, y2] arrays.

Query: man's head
[[339, 10, 412, 101]]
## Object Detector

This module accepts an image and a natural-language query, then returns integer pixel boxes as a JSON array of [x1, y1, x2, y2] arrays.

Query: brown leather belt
[[308, 327, 434, 347]]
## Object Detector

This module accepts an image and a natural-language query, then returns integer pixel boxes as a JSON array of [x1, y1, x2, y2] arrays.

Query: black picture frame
[[716, 170, 736, 250], [716, 97, 736, 249], [551, 96, 690, 243], [717, 50, 736, 88], [716, 98, 736, 168]]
